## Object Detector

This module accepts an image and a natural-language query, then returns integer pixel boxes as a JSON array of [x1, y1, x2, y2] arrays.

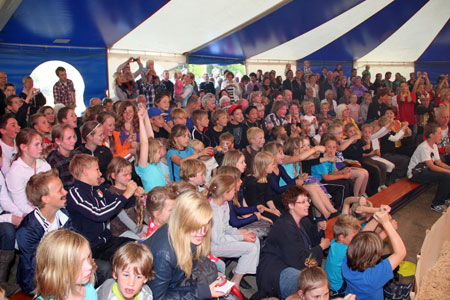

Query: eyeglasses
[[295, 198, 312, 205]]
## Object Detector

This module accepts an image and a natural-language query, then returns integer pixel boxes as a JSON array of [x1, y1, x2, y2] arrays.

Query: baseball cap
[[148, 107, 168, 118], [228, 104, 242, 116]]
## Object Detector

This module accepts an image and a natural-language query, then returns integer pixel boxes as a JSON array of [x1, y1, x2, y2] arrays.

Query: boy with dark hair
[[0, 113, 20, 174], [226, 105, 245, 150]]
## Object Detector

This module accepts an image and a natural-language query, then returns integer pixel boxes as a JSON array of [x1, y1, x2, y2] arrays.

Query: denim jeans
[[0, 222, 16, 251], [279, 267, 301, 299], [410, 169, 450, 206]]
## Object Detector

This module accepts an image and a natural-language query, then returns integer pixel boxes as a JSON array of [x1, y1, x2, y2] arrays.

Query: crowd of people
[[0, 58, 449, 300]]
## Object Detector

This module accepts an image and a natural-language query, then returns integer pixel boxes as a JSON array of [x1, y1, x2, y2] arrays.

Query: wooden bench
[[325, 178, 427, 240]]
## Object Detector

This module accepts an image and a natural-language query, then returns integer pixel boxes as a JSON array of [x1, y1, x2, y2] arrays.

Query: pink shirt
[[174, 79, 184, 95]]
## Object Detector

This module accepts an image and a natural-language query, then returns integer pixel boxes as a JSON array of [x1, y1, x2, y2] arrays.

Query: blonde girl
[[79, 120, 113, 180], [217, 166, 272, 237], [243, 151, 280, 222], [141, 186, 177, 237], [144, 191, 226, 299], [222, 149, 247, 174], [208, 174, 260, 290], [34, 229, 96, 300], [6, 129, 50, 214], [167, 124, 211, 182], [106, 157, 146, 239]]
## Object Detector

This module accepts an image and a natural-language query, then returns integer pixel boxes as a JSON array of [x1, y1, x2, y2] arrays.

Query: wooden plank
[[324, 178, 423, 240]]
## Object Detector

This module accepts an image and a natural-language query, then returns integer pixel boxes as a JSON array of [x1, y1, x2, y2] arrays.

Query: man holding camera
[[19, 76, 46, 115]]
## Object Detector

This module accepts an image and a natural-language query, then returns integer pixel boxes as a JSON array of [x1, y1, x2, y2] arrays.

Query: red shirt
[[397, 93, 416, 125]]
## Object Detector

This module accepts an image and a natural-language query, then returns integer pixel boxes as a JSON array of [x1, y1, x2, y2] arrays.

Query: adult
[[185, 95, 202, 131], [434, 105, 450, 164], [305, 87, 321, 114], [350, 77, 368, 99], [116, 57, 144, 80], [261, 77, 272, 99], [336, 104, 360, 136], [246, 72, 261, 96], [367, 88, 389, 123], [144, 191, 225, 299], [266, 101, 289, 128], [159, 70, 175, 97], [53, 66, 76, 108], [320, 90, 337, 116], [292, 70, 306, 102], [319, 71, 336, 100], [199, 73, 215, 96], [0, 71, 7, 115], [113, 72, 128, 102], [408, 123, 450, 213], [256, 186, 329, 299], [19, 76, 46, 115], [181, 73, 195, 107], [137, 69, 158, 109], [282, 70, 294, 92], [397, 82, 416, 134], [382, 72, 393, 90], [306, 75, 319, 99], [283, 89, 293, 103], [221, 71, 241, 104]]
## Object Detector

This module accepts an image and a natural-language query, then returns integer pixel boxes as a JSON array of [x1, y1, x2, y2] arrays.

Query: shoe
[[431, 204, 447, 213], [359, 193, 369, 198], [445, 199, 450, 206], [380, 185, 388, 190], [228, 270, 252, 290]]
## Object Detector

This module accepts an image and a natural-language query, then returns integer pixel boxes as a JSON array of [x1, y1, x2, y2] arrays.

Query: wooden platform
[[325, 178, 428, 240]]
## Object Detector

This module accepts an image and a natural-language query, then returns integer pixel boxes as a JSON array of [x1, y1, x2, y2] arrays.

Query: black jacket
[[144, 224, 211, 300], [256, 213, 324, 298]]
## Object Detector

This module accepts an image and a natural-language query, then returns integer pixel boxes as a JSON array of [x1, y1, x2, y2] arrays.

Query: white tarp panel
[[111, 0, 286, 55], [357, 0, 450, 63], [249, 0, 393, 61]]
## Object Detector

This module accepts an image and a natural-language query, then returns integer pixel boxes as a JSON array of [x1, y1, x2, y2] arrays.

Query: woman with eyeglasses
[[256, 186, 330, 299], [143, 190, 227, 299]]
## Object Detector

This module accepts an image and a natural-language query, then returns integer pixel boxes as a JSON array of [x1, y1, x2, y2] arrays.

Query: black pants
[[322, 179, 353, 211]]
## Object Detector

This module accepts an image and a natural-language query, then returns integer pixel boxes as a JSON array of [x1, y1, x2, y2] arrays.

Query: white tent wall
[[354, 61, 415, 82], [245, 60, 297, 78], [107, 49, 186, 101]]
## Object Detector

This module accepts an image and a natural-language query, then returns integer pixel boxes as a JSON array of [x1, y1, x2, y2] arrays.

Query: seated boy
[[242, 127, 265, 176], [97, 242, 153, 300], [16, 170, 72, 295], [179, 159, 207, 192], [191, 109, 211, 147], [148, 107, 169, 139], [170, 107, 187, 126], [324, 215, 361, 297], [206, 109, 228, 148], [215, 132, 234, 166], [66, 154, 137, 263], [226, 105, 245, 150]]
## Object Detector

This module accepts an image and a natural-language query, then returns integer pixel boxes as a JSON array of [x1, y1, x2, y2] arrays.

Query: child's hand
[[200, 147, 214, 157], [373, 210, 390, 226], [380, 205, 391, 213], [266, 123, 274, 131], [11, 215, 23, 226], [261, 215, 273, 224], [134, 186, 146, 197], [256, 205, 265, 213], [301, 173, 309, 181], [314, 145, 325, 153], [124, 180, 138, 198], [317, 221, 327, 231], [242, 231, 256, 242], [320, 237, 330, 250], [295, 177, 304, 186], [359, 197, 367, 206], [254, 212, 262, 220], [390, 219, 398, 230], [137, 104, 146, 119]]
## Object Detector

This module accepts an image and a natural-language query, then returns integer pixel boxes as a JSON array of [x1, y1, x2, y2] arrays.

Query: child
[[170, 108, 187, 126], [34, 229, 96, 300], [135, 106, 167, 193], [208, 174, 260, 289], [215, 132, 234, 166], [6, 129, 51, 214], [206, 109, 228, 148], [57, 106, 81, 148], [78, 120, 114, 180], [363, 123, 395, 175], [226, 105, 245, 150], [154, 92, 173, 130], [155, 137, 171, 184], [302, 101, 318, 137], [148, 107, 169, 139], [30, 113, 51, 146], [66, 154, 138, 262], [46, 124, 79, 191], [324, 215, 361, 297], [191, 109, 212, 147], [312, 135, 353, 210], [0, 114, 20, 174], [167, 124, 211, 182], [242, 127, 265, 176], [287, 257, 356, 300], [328, 124, 369, 198], [313, 120, 330, 146], [179, 159, 207, 191], [189, 139, 218, 184], [16, 170, 72, 295], [97, 242, 153, 300], [317, 102, 335, 123], [243, 151, 281, 221], [174, 70, 184, 104], [106, 157, 147, 239], [348, 93, 361, 124], [303, 60, 312, 75], [141, 186, 176, 237], [217, 166, 272, 238], [342, 210, 406, 300]]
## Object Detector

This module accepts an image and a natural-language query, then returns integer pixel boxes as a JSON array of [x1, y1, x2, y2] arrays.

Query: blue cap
[[148, 107, 168, 118]]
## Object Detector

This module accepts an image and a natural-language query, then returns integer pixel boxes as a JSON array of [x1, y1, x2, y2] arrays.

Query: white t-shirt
[[304, 115, 317, 137], [407, 140, 439, 178], [0, 139, 17, 175]]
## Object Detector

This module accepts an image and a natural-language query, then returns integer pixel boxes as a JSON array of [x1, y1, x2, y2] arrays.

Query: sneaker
[[431, 204, 447, 213], [380, 185, 388, 190]]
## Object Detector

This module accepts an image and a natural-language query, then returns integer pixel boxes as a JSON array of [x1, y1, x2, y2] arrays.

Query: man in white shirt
[[408, 123, 450, 213], [0, 114, 20, 174]]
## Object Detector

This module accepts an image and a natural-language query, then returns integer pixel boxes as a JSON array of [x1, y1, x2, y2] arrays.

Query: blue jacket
[[143, 224, 211, 300], [66, 180, 133, 248], [16, 208, 72, 295]]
